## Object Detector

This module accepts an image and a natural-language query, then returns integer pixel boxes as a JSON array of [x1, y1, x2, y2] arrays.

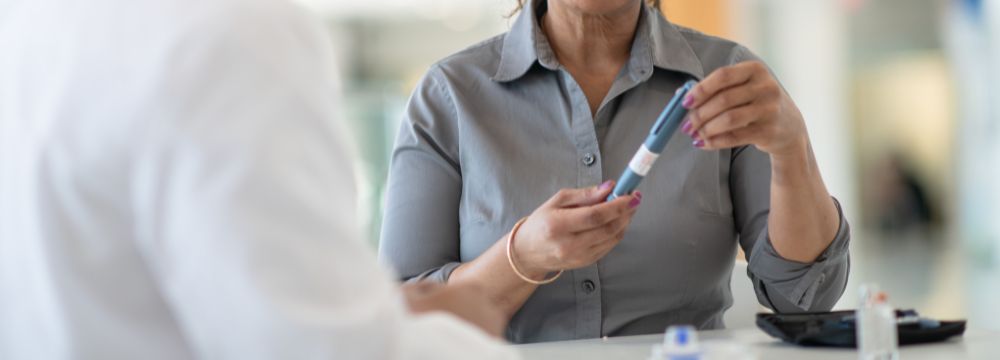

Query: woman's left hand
[[680, 61, 808, 158]]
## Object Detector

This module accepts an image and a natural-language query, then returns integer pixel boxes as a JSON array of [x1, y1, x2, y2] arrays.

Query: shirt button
[[582, 153, 596, 166], [581, 279, 596, 294]]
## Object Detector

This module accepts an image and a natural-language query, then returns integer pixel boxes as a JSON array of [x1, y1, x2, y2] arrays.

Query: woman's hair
[[509, 0, 662, 15]]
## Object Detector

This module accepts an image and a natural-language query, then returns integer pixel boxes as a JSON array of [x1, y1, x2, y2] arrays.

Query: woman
[[379, 0, 850, 343]]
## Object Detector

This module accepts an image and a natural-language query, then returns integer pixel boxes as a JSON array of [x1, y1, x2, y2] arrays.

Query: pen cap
[[663, 325, 700, 357]]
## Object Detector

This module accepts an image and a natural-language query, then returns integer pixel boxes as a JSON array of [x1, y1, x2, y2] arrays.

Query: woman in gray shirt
[[379, 0, 850, 343]]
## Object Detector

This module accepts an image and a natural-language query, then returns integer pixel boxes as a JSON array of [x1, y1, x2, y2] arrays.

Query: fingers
[[694, 105, 762, 141], [586, 230, 625, 262], [683, 83, 760, 137], [533, 187, 641, 270], [554, 206, 636, 268], [684, 61, 762, 110], [548, 180, 615, 208], [577, 208, 636, 261], [581, 207, 635, 247], [581, 206, 635, 242], [700, 125, 765, 150], [558, 192, 639, 232], [682, 61, 782, 151]]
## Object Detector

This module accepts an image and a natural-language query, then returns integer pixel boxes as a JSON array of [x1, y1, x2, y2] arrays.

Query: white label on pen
[[628, 145, 659, 176]]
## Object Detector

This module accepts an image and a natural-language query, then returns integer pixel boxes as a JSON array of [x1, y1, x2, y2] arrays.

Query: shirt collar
[[493, 0, 706, 82]]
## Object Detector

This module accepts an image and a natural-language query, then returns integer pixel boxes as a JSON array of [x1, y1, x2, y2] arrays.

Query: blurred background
[[301, 0, 1000, 329]]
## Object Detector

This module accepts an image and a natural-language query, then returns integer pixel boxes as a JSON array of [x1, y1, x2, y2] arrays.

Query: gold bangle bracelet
[[506, 217, 563, 285]]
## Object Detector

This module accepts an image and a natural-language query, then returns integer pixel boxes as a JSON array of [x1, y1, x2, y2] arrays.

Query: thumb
[[550, 180, 615, 208]]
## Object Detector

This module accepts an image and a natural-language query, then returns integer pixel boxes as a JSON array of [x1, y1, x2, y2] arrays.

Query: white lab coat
[[0, 0, 518, 359]]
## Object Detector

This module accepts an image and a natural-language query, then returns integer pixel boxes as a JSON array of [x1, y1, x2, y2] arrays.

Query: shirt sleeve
[[130, 2, 516, 358], [730, 144, 851, 313], [722, 44, 851, 312], [378, 65, 465, 283]]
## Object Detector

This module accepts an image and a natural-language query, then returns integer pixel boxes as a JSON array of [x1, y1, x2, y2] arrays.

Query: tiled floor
[[835, 228, 1000, 331]]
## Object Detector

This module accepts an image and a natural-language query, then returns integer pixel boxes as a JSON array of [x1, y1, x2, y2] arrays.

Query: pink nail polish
[[682, 94, 694, 109], [693, 139, 705, 148], [629, 196, 642, 208], [681, 120, 693, 135], [634, 191, 643, 200], [599, 180, 613, 191]]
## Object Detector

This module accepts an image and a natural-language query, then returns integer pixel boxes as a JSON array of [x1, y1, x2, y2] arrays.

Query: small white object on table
[[515, 327, 1000, 360]]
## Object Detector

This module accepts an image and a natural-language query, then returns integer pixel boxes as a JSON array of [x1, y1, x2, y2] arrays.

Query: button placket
[[560, 69, 605, 339]]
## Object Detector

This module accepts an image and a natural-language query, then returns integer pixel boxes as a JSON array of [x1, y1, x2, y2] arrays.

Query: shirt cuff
[[747, 197, 851, 311]]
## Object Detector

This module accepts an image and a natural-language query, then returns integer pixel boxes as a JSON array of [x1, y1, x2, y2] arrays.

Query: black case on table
[[755, 309, 966, 348]]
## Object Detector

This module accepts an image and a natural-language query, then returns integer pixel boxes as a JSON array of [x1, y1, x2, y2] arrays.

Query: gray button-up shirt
[[379, 0, 850, 344]]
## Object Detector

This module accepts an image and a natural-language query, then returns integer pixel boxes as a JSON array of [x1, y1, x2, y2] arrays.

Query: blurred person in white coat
[[0, 0, 519, 359]]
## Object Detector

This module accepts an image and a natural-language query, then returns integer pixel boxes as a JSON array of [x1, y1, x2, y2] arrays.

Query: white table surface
[[515, 327, 1000, 360]]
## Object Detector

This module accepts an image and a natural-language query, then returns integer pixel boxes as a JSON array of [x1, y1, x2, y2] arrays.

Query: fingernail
[[693, 139, 705, 148], [598, 180, 613, 191], [629, 196, 642, 208], [681, 119, 693, 136], [682, 94, 694, 109], [635, 191, 643, 200]]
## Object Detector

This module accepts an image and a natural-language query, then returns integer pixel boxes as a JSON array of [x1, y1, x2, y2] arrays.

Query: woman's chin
[[555, 0, 641, 17]]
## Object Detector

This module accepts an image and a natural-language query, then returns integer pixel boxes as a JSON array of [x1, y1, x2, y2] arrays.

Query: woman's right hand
[[511, 181, 641, 279]]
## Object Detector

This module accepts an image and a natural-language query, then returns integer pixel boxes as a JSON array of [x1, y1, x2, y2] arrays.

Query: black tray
[[755, 309, 966, 348]]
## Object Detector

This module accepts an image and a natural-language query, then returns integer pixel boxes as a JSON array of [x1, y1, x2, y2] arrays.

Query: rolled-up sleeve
[[730, 144, 851, 313], [378, 66, 464, 282]]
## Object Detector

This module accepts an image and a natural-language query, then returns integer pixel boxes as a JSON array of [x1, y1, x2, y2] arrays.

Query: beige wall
[[660, 0, 731, 37]]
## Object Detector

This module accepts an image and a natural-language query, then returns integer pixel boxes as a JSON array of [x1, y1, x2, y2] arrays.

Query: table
[[515, 327, 1000, 359]]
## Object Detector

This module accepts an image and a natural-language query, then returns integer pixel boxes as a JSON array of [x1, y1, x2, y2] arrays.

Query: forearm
[[449, 237, 541, 320], [768, 140, 841, 263], [400, 313, 519, 360]]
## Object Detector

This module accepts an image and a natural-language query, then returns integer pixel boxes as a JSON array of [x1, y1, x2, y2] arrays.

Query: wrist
[[510, 236, 552, 280], [769, 137, 819, 187], [769, 134, 809, 162]]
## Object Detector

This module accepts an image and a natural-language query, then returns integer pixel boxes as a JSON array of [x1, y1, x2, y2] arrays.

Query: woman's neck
[[540, 1, 642, 71]]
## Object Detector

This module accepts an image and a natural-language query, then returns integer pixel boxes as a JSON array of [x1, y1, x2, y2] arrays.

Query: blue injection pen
[[608, 80, 697, 201]]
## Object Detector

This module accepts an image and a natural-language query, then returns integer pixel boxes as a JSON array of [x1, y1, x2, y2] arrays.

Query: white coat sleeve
[[127, 1, 519, 359]]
